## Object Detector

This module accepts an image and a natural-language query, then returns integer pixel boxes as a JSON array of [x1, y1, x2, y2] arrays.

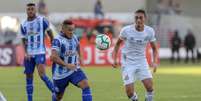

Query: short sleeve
[[19, 24, 26, 38], [149, 28, 156, 42], [52, 38, 60, 52], [119, 27, 126, 40], [43, 18, 49, 31]]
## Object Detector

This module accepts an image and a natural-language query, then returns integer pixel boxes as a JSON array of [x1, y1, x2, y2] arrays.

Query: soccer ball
[[95, 34, 111, 50]]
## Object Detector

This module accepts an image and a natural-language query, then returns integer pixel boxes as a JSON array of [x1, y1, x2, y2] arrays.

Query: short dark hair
[[27, 3, 36, 7], [62, 20, 73, 26], [135, 9, 146, 17]]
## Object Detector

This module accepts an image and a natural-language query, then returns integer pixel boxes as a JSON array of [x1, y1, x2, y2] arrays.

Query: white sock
[[130, 92, 138, 101], [145, 91, 154, 101]]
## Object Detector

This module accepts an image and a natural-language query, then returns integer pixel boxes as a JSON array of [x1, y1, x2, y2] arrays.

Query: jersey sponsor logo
[[65, 51, 76, 56], [129, 37, 146, 45], [27, 31, 39, 35]]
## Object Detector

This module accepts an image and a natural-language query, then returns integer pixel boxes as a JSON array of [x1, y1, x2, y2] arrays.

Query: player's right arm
[[112, 27, 126, 68], [112, 38, 123, 68], [51, 50, 76, 70], [20, 24, 30, 59], [50, 39, 76, 70]]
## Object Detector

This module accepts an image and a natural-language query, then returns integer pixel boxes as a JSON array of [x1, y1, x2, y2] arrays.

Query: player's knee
[[55, 93, 64, 101], [38, 69, 45, 77], [126, 89, 133, 98], [146, 86, 153, 92], [56, 95, 63, 101], [79, 80, 90, 89], [38, 72, 45, 77]]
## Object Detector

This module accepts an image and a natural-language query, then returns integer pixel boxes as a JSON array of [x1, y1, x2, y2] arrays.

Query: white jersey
[[119, 24, 156, 65]]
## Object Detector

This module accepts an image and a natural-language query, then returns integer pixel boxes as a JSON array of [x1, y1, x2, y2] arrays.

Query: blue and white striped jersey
[[51, 32, 80, 80], [20, 16, 49, 55]]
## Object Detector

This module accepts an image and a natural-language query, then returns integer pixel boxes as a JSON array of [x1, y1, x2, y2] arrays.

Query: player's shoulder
[[35, 15, 47, 23], [121, 24, 133, 31], [54, 34, 62, 39], [73, 34, 79, 40], [37, 15, 45, 19], [21, 19, 27, 26], [144, 25, 155, 33]]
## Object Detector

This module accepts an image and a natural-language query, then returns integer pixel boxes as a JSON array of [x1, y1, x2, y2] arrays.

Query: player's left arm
[[150, 28, 159, 73], [43, 18, 54, 43], [150, 41, 159, 65]]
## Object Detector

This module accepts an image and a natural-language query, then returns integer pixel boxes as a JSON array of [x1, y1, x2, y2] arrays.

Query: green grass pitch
[[0, 62, 201, 101]]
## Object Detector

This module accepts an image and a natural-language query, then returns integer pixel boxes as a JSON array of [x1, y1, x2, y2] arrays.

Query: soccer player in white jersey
[[20, 3, 55, 101], [51, 20, 92, 101], [112, 9, 159, 101]]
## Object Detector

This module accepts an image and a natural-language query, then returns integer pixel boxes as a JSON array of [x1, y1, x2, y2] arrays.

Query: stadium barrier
[[1, 44, 157, 67], [0, 45, 16, 66]]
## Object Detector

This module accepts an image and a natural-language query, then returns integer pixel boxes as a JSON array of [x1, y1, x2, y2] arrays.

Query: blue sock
[[41, 74, 55, 93], [82, 87, 92, 101], [26, 78, 33, 101], [52, 93, 57, 101]]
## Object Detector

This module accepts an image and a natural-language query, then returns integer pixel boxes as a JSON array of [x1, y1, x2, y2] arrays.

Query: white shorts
[[121, 64, 153, 85]]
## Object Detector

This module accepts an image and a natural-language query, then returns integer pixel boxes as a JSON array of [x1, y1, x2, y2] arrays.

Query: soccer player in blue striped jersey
[[20, 3, 55, 101], [51, 20, 92, 101]]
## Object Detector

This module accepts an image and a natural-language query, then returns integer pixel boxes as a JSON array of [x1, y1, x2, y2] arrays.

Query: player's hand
[[112, 60, 118, 68], [66, 64, 76, 70], [150, 63, 158, 73]]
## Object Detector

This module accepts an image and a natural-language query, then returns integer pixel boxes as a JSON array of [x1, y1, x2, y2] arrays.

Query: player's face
[[62, 24, 75, 36], [135, 13, 146, 28], [26, 6, 36, 18]]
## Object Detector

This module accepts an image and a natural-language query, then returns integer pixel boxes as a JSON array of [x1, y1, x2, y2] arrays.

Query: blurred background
[[0, 0, 200, 101]]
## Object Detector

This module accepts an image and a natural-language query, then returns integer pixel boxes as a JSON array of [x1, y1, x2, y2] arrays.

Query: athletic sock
[[82, 87, 92, 101], [26, 78, 33, 101], [145, 91, 154, 101], [41, 74, 55, 93]]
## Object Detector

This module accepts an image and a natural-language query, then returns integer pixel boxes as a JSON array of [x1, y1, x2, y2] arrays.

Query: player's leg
[[78, 80, 92, 101], [185, 48, 189, 63], [191, 48, 195, 62], [37, 64, 55, 92], [24, 57, 35, 101], [122, 66, 138, 101], [170, 48, 175, 63], [142, 78, 154, 101], [176, 48, 180, 62], [53, 77, 69, 101], [139, 66, 154, 101], [70, 69, 92, 101], [35, 54, 56, 100], [125, 83, 138, 101]]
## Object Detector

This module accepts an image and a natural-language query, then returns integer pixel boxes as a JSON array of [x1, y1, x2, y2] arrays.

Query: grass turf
[[0, 62, 201, 101]]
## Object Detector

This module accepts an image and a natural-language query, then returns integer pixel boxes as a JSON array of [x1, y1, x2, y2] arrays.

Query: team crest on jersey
[[29, 23, 34, 30]]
